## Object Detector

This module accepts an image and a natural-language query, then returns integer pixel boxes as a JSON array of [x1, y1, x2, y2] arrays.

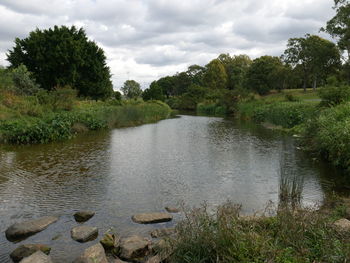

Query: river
[[0, 115, 346, 262]]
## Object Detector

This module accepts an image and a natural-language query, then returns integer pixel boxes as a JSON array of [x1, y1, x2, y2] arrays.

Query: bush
[[318, 85, 350, 107], [37, 86, 77, 111]]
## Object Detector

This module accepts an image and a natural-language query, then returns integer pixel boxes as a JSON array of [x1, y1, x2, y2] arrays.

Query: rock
[[334, 218, 350, 231], [113, 259, 128, 263], [132, 213, 172, 224], [73, 243, 108, 263], [145, 255, 161, 263], [6, 216, 58, 241], [19, 251, 53, 263], [71, 226, 98, 242], [150, 228, 175, 238], [74, 211, 95, 222], [10, 244, 51, 262], [120, 235, 150, 260], [165, 207, 180, 213]]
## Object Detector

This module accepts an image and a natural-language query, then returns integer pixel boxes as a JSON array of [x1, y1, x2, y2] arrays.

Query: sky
[[0, 0, 336, 90]]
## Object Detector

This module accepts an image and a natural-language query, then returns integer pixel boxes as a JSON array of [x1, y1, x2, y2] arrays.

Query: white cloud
[[0, 0, 336, 89]]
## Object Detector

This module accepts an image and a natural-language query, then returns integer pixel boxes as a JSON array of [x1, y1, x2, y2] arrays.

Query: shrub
[[318, 85, 350, 107], [37, 86, 77, 111]]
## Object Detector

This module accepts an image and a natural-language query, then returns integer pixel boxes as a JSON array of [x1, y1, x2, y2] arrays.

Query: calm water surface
[[0, 115, 345, 262]]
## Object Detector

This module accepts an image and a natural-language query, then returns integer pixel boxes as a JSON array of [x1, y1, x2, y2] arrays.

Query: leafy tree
[[7, 25, 113, 99], [11, 64, 40, 95], [186, 64, 206, 86], [246, 56, 284, 95], [283, 35, 341, 90], [142, 81, 165, 101], [204, 59, 228, 90], [114, 91, 122, 100], [121, 80, 142, 99]]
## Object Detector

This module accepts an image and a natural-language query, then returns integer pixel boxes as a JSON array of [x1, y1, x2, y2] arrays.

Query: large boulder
[[119, 235, 151, 260], [71, 226, 98, 242], [334, 218, 350, 231], [19, 251, 53, 263], [150, 228, 175, 238], [74, 211, 95, 222], [73, 243, 108, 263], [6, 216, 58, 241], [10, 244, 51, 262], [132, 213, 172, 224]]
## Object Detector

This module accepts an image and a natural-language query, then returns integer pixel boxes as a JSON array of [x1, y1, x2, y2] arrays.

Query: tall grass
[[165, 202, 350, 263]]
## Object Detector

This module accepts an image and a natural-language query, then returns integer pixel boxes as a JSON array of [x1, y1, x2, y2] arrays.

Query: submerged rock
[[334, 218, 350, 231], [74, 211, 95, 222], [165, 206, 180, 213], [73, 243, 108, 263], [10, 244, 51, 262], [71, 226, 98, 242], [120, 235, 150, 260], [132, 213, 172, 224], [5, 216, 58, 241], [19, 251, 53, 263], [150, 228, 175, 238]]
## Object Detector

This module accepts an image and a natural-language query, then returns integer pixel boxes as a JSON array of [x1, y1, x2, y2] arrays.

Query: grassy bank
[[0, 90, 171, 144], [164, 201, 350, 263], [234, 88, 350, 173]]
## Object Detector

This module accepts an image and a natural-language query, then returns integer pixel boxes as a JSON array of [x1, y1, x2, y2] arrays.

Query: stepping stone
[[150, 228, 175, 238], [10, 244, 51, 262], [132, 212, 172, 224], [165, 206, 180, 213], [71, 226, 98, 242], [120, 235, 150, 260], [6, 216, 58, 241], [19, 251, 53, 263], [73, 243, 108, 263], [74, 211, 95, 222], [334, 218, 350, 231]]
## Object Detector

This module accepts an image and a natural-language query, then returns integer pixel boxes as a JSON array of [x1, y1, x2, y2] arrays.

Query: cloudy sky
[[0, 0, 336, 90]]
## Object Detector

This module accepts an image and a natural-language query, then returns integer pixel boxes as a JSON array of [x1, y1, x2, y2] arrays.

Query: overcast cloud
[[0, 0, 335, 89]]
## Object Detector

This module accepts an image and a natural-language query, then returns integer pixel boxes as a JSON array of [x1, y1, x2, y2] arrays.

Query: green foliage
[[7, 25, 113, 99], [36, 86, 77, 111], [304, 102, 350, 170], [246, 56, 285, 95], [142, 81, 165, 101], [11, 64, 40, 95], [114, 91, 122, 101], [167, 202, 350, 263], [318, 85, 350, 106], [204, 59, 228, 90], [121, 80, 142, 99]]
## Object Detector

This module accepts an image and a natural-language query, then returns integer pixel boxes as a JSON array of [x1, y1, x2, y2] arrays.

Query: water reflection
[[0, 115, 345, 262]]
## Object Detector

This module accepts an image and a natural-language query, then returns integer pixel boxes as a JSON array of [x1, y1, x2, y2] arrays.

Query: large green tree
[[142, 81, 165, 101], [7, 25, 113, 99], [203, 59, 228, 90], [121, 80, 142, 99], [283, 35, 341, 90], [246, 56, 284, 95]]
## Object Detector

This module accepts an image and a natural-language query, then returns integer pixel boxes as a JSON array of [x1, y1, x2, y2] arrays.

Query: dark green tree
[[142, 81, 165, 101], [7, 25, 113, 99], [204, 59, 228, 90], [121, 80, 142, 99], [246, 56, 284, 95]]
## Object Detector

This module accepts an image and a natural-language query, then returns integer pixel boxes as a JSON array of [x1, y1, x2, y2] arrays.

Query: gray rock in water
[[74, 211, 95, 222], [6, 216, 58, 241], [150, 228, 175, 238], [71, 226, 98, 242], [132, 213, 172, 224], [10, 244, 51, 262], [120, 235, 150, 260], [165, 206, 180, 213], [19, 251, 53, 263], [334, 218, 350, 231], [73, 243, 108, 263]]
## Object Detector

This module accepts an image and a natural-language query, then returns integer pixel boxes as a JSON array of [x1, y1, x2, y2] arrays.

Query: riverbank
[[0, 90, 171, 144], [232, 89, 350, 173]]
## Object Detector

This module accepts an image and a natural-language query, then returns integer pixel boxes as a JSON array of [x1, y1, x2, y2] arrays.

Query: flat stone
[[73, 243, 108, 263], [71, 226, 98, 242], [132, 213, 172, 224], [74, 211, 95, 222], [145, 255, 161, 263], [334, 218, 350, 231], [10, 244, 51, 262], [6, 216, 58, 241], [19, 251, 53, 263], [150, 228, 175, 238], [120, 235, 150, 260], [165, 206, 180, 213]]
